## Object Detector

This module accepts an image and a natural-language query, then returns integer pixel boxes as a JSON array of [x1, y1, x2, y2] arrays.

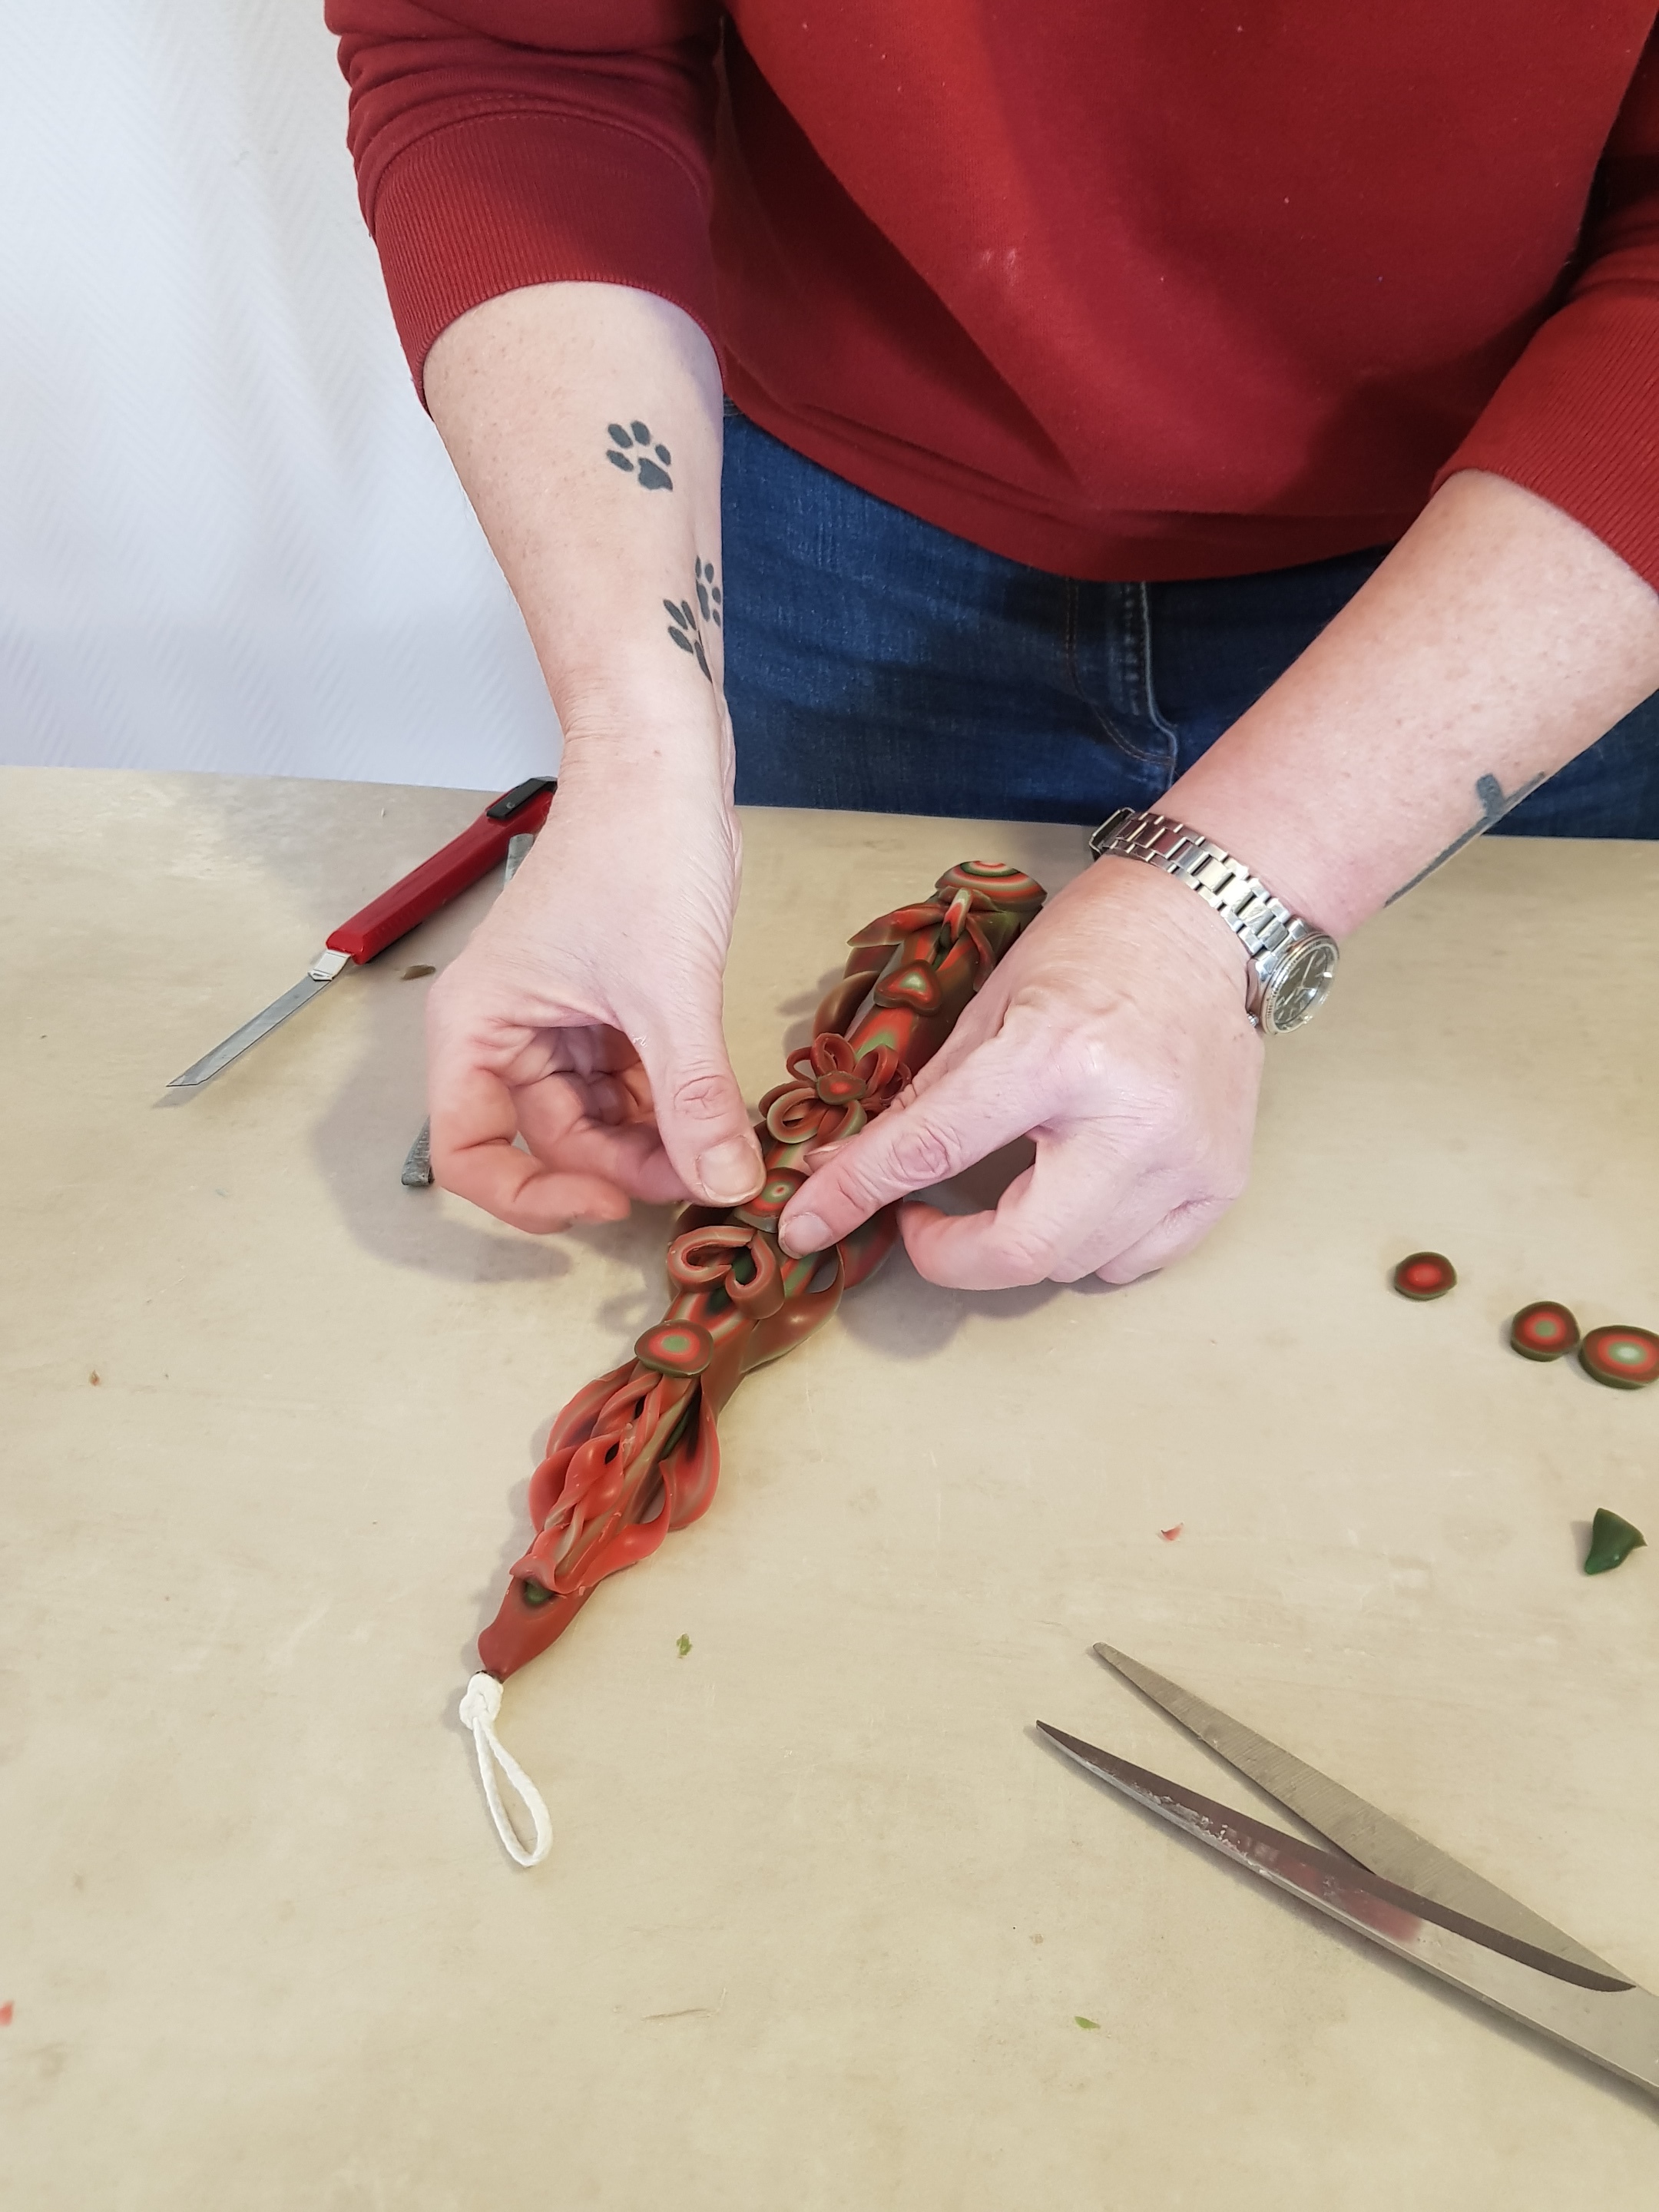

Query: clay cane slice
[[634, 1320, 714, 1378], [731, 1169, 807, 1235], [1579, 1324, 1659, 1391], [1509, 1300, 1581, 1362], [1392, 1251, 1456, 1301]]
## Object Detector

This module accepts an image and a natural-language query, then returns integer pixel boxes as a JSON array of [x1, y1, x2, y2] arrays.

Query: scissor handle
[[325, 777, 556, 964]]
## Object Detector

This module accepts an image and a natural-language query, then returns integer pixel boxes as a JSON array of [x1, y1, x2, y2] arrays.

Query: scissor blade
[[1091, 1641, 1621, 1982], [168, 949, 350, 1088], [401, 1118, 433, 1187], [1038, 1724, 1659, 2096], [397, 830, 532, 1189]]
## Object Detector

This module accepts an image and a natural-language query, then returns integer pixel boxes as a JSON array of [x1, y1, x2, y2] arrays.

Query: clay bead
[[1579, 1325, 1659, 1390], [1392, 1252, 1456, 1301], [1509, 1300, 1580, 1362]]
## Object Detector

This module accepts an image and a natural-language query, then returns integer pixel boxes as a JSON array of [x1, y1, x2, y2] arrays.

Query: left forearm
[[1162, 470, 1659, 935], [780, 475, 1659, 1292]]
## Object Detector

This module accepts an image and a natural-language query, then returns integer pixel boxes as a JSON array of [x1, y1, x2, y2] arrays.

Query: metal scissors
[[1039, 1642, 1658, 2096]]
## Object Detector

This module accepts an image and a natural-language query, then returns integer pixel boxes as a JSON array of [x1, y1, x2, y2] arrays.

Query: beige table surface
[[4, 767, 1658, 2207]]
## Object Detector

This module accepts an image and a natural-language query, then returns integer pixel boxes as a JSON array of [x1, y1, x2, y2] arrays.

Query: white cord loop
[[459, 1672, 551, 1867]]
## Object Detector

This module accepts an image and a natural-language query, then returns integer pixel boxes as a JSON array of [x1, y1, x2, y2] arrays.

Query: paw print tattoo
[[606, 420, 673, 491], [694, 557, 722, 629], [665, 558, 722, 680]]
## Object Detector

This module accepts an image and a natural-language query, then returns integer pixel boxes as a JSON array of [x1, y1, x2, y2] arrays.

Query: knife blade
[[168, 947, 353, 1088]]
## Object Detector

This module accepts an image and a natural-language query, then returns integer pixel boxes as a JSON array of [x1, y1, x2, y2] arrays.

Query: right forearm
[[420, 280, 763, 1224], [424, 281, 727, 779]]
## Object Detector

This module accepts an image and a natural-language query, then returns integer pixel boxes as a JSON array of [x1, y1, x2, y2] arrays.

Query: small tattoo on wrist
[[665, 558, 722, 680], [1386, 769, 1548, 903], [605, 419, 673, 490]]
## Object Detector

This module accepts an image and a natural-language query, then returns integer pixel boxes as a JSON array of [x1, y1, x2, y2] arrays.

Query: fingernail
[[780, 1211, 828, 1258], [697, 1138, 763, 1204]]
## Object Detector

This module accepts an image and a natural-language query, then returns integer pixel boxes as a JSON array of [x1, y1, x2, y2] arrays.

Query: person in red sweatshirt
[[330, 4, 1659, 1289]]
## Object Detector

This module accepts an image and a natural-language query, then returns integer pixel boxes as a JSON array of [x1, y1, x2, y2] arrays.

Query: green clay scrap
[[1392, 1251, 1456, 1301], [1583, 1508, 1647, 1575], [1509, 1300, 1580, 1363], [1578, 1324, 1659, 1391]]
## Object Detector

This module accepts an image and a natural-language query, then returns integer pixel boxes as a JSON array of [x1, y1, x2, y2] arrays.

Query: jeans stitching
[[1065, 578, 1142, 757], [1068, 583, 1164, 767], [1134, 582, 1180, 785]]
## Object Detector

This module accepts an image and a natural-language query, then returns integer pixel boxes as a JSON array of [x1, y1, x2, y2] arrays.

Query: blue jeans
[[721, 406, 1659, 834]]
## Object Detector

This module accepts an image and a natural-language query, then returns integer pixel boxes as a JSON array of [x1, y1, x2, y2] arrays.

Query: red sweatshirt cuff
[[366, 109, 720, 400], [1435, 290, 1659, 592]]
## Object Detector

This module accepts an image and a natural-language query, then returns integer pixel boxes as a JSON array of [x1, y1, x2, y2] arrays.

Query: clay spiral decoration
[[476, 859, 1047, 1683]]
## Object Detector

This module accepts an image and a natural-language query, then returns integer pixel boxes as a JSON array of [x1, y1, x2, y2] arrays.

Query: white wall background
[[0, 3, 558, 788]]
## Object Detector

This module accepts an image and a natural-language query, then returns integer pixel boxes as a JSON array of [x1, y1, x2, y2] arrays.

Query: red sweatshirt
[[329, 4, 1659, 585]]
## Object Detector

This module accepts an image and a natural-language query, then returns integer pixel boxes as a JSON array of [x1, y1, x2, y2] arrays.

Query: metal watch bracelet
[[1088, 806, 1339, 1034]]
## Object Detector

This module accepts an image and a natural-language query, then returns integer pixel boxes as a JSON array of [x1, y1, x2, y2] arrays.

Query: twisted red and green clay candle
[[476, 859, 1047, 1683]]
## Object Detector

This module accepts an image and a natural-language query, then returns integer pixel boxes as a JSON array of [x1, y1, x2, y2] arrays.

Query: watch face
[[1262, 935, 1339, 1034]]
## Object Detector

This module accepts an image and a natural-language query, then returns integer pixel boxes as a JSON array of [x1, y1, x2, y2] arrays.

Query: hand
[[425, 762, 766, 1232], [777, 859, 1264, 1288]]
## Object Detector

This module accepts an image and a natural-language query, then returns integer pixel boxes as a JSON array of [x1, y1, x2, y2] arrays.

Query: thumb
[[637, 986, 765, 1207]]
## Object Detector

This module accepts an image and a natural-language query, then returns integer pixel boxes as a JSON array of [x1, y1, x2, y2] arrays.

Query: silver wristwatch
[[1088, 806, 1339, 1034]]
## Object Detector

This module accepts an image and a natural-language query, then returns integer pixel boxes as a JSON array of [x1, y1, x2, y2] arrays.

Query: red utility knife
[[168, 777, 556, 1089]]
